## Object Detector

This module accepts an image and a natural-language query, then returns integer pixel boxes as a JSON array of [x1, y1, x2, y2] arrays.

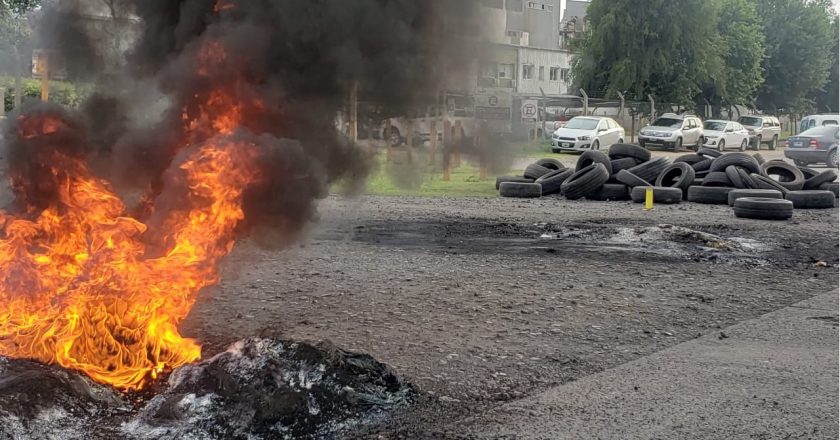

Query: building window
[[500, 63, 515, 79], [550, 67, 560, 81], [523, 64, 534, 80], [560, 68, 570, 82], [526, 2, 552, 12], [538, 66, 545, 80], [506, 0, 523, 12]]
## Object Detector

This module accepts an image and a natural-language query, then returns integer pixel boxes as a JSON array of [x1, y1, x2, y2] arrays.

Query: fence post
[[443, 119, 452, 181], [453, 120, 462, 168], [348, 82, 358, 144], [429, 118, 438, 164], [478, 123, 487, 181], [617, 92, 625, 119], [406, 120, 414, 164], [580, 88, 589, 116], [647, 94, 655, 119], [385, 119, 393, 163]]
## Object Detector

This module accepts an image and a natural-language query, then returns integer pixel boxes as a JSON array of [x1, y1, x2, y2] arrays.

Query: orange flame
[[0, 39, 264, 391]]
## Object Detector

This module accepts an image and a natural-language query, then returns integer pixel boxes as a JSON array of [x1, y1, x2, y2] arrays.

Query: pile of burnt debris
[[0, 338, 415, 439]]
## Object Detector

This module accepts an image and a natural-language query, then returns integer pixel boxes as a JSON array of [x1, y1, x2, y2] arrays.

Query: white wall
[[516, 47, 572, 96]]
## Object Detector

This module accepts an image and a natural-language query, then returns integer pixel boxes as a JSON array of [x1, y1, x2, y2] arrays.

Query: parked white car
[[799, 114, 839, 133], [551, 116, 625, 153], [737, 115, 781, 150], [638, 113, 704, 151], [703, 120, 750, 151]]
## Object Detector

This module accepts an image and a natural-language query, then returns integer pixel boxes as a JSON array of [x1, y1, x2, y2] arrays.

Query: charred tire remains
[[728, 189, 783, 206], [733, 197, 794, 220], [784, 191, 837, 209], [499, 182, 542, 198], [630, 186, 683, 204], [561, 163, 611, 200]]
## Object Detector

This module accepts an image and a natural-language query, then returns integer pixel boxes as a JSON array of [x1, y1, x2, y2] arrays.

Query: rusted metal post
[[348, 82, 358, 143], [40, 54, 49, 102], [453, 120, 462, 168], [385, 119, 393, 163], [443, 119, 452, 181]]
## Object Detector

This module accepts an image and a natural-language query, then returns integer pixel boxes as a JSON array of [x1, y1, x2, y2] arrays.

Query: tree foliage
[[573, 0, 837, 113]]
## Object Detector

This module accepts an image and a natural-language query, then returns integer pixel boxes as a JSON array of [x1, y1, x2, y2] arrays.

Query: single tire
[[576, 150, 613, 178], [687, 186, 735, 204], [628, 157, 671, 183], [736, 168, 757, 189], [799, 167, 821, 180], [768, 135, 778, 151], [535, 169, 574, 196], [733, 197, 793, 220], [561, 163, 611, 200], [828, 148, 839, 168], [610, 157, 639, 174], [630, 186, 683, 204], [496, 176, 535, 190], [785, 191, 836, 209], [818, 182, 839, 198], [691, 159, 713, 172], [727, 189, 783, 206], [586, 183, 630, 201], [725, 166, 748, 189], [499, 182, 542, 198], [697, 147, 723, 159], [717, 140, 725, 152], [759, 162, 805, 191], [804, 169, 838, 190], [615, 169, 651, 188], [750, 174, 790, 196], [655, 162, 696, 193], [753, 153, 766, 165], [608, 143, 651, 162], [524, 163, 553, 180], [592, 139, 600, 150], [701, 172, 733, 187], [739, 138, 748, 151], [709, 153, 761, 174], [535, 158, 566, 171], [674, 154, 706, 165]]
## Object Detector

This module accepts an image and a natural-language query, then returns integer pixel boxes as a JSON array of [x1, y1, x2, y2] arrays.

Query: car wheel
[[639, 140, 647, 150], [674, 137, 683, 152], [754, 135, 762, 150], [617, 138, 625, 145], [768, 135, 778, 151], [739, 139, 748, 151], [592, 139, 600, 150], [696, 136, 704, 150], [828, 148, 839, 168], [718, 140, 725, 152]]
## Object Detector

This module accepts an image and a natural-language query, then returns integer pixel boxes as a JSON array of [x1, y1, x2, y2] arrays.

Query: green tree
[[815, 13, 839, 112], [572, 0, 725, 106], [753, 0, 836, 113], [704, 0, 765, 107]]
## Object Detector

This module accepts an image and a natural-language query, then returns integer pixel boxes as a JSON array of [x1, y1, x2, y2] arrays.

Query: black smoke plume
[[6, 0, 478, 243]]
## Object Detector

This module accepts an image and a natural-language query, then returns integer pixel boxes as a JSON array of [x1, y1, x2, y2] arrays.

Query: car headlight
[[578, 136, 591, 141], [706, 135, 717, 139], [639, 129, 649, 136]]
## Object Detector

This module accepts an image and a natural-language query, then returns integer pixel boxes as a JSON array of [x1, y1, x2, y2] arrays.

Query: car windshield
[[800, 126, 839, 137], [651, 118, 682, 128], [738, 117, 762, 127], [564, 118, 599, 130], [704, 121, 728, 131]]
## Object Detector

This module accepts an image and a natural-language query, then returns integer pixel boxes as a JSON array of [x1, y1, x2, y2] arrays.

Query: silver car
[[551, 116, 626, 152], [638, 114, 704, 151]]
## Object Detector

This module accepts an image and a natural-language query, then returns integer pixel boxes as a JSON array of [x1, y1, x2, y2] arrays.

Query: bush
[[0, 76, 88, 112]]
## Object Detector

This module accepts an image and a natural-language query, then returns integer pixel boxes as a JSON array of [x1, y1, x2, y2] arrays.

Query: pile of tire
[[495, 146, 837, 221]]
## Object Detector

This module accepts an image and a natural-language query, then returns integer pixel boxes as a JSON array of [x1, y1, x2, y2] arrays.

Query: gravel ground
[[179, 193, 839, 438]]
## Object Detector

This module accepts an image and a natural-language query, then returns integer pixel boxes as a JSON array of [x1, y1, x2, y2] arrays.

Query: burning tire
[[536, 169, 574, 196], [524, 163, 553, 180], [561, 163, 610, 200], [630, 186, 683, 204], [586, 183, 630, 201], [656, 162, 696, 194], [499, 182, 542, 198], [576, 151, 613, 178], [727, 189, 783, 206], [608, 144, 651, 162], [687, 186, 735, 204], [733, 197, 794, 220], [615, 169, 651, 188], [495, 176, 535, 190], [784, 191, 837, 209], [759, 162, 805, 191]]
